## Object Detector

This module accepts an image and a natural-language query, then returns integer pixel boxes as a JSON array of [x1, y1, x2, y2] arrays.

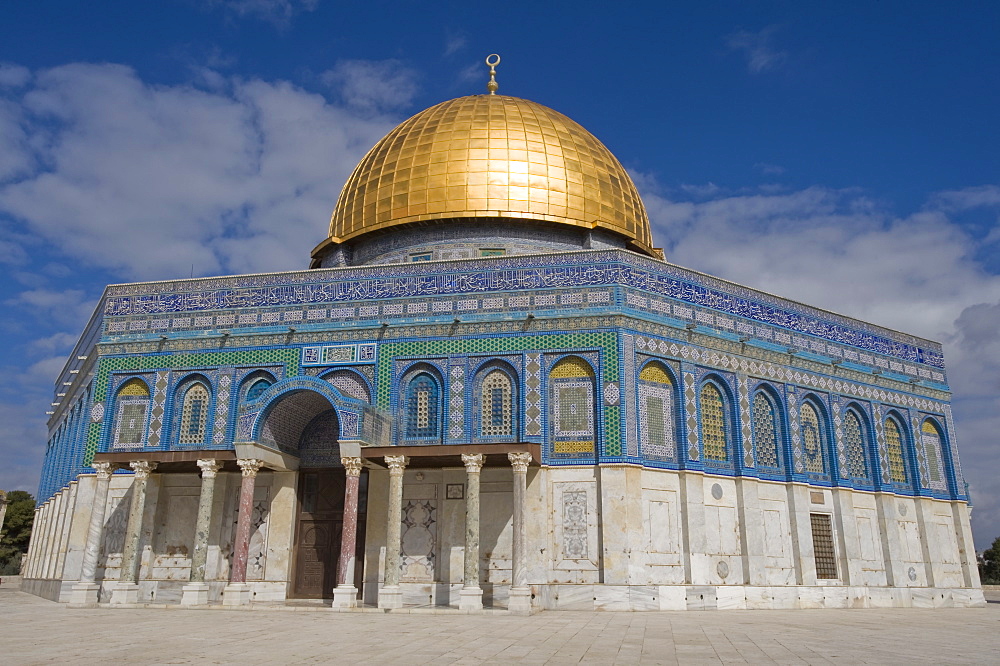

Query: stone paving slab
[[1, 587, 998, 665]]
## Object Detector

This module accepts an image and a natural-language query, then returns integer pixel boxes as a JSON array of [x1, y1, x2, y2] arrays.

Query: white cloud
[[641, 181, 1000, 547], [445, 33, 468, 57], [6, 288, 93, 325], [0, 63, 30, 88], [0, 62, 397, 280], [930, 185, 1000, 212], [727, 26, 787, 74], [754, 162, 786, 176], [207, 0, 319, 26], [321, 60, 418, 115]]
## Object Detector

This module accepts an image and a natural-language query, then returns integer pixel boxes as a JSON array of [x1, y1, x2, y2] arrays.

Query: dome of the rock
[[311, 94, 656, 264]]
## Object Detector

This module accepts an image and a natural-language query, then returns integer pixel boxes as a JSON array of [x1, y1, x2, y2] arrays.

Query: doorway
[[291, 468, 368, 599]]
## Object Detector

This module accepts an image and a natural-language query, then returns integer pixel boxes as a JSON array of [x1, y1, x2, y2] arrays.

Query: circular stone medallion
[[711, 483, 724, 500], [717, 560, 730, 578]]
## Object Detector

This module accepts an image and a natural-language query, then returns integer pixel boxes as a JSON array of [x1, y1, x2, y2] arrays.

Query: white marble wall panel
[[149, 476, 198, 581]]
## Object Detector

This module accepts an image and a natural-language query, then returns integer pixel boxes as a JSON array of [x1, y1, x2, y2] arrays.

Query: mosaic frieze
[[102, 250, 943, 370]]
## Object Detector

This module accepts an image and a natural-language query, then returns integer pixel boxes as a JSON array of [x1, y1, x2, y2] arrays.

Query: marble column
[[332, 456, 364, 609], [507, 451, 533, 614], [223, 458, 262, 606], [68, 462, 117, 606], [110, 460, 157, 605], [459, 453, 485, 611], [377, 455, 407, 609], [180, 459, 223, 606]]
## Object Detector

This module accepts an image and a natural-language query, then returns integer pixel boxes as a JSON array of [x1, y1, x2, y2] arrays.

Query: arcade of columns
[[68, 452, 535, 613]]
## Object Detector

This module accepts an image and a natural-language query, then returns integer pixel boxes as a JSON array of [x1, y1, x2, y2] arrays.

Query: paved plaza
[[2, 585, 998, 664]]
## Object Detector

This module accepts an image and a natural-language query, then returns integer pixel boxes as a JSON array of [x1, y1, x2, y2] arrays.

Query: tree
[[980, 536, 1000, 585], [0, 490, 35, 575]]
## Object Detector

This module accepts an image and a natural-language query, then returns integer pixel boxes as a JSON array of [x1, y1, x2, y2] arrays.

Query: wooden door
[[291, 469, 369, 598], [293, 470, 345, 598]]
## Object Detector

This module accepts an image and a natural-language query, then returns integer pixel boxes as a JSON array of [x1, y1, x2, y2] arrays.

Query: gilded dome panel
[[322, 95, 654, 255]]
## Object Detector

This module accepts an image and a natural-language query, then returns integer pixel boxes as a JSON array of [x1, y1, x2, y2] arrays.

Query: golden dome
[[314, 94, 655, 260]]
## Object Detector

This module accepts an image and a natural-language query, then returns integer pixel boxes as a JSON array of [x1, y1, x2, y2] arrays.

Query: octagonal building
[[23, 79, 985, 611]]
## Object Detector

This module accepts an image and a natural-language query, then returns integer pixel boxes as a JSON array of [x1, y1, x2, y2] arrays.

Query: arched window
[[699, 382, 728, 462], [638, 362, 676, 460], [800, 401, 827, 474], [843, 409, 869, 480], [178, 382, 210, 445], [549, 357, 596, 455], [884, 415, 908, 484], [405, 372, 440, 439], [920, 419, 947, 490], [480, 369, 514, 438], [246, 379, 271, 401], [113, 378, 150, 448], [752, 390, 781, 469]]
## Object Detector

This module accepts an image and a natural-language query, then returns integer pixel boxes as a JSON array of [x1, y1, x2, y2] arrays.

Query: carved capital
[[129, 460, 157, 479], [196, 458, 224, 479], [461, 453, 486, 473], [341, 456, 364, 477], [237, 458, 264, 478], [384, 455, 408, 476], [507, 451, 532, 474], [92, 461, 118, 480]]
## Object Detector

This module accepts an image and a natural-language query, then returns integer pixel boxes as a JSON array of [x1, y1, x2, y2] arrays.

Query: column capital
[[461, 453, 485, 473], [129, 460, 157, 479], [341, 456, 364, 477], [196, 458, 224, 479], [237, 458, 264, 477], [384, 455, 408, 476], [92, 461, 118, 480], [507, 451, 532, 473]]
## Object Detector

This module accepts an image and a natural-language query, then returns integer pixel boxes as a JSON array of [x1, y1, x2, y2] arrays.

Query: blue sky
[[2, 1, 999, 547]]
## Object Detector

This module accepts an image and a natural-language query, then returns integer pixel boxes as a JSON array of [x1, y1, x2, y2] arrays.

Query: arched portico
[[234, 379, 375, 601]]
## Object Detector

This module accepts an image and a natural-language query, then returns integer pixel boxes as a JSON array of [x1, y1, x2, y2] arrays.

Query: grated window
[[700, 383, 728, 461], [884, 417, 908, 483], [179, 383, 209, 444], [480, 370, 513, 437], [752, 391, 779, 468], [810, 513, 838, 579], [405, 374, 439, 438], [844, 411, 868, 479]]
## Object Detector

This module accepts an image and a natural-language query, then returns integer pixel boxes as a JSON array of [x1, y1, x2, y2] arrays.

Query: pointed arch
[[919, 418, 948, 491], [240, 370, 277, 403], [474, 361, 518, 439], [751, 385, 783, 471], [112, 377, 151, 448], [699, 379, 731, 463], [883, 412, 908, 484], [799, 396, 830, 475], [637, 360, 678, 461], [842, 405, 871, 482], [549, 355, 596, 456], [177, 380, 211, 445], [400, 364, 443, 442]]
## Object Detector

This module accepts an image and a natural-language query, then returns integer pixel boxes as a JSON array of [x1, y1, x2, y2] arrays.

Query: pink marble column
[[332, 456, 363, 609], [224, 458, 262, 605]]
